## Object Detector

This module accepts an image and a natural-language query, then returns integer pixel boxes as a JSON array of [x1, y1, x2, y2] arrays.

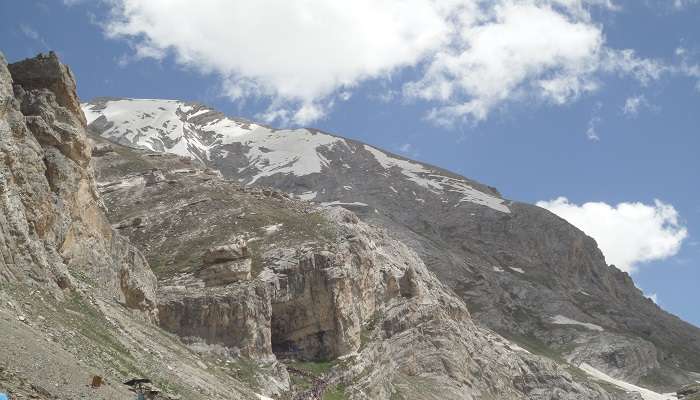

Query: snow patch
[[321, 201, 369, 207], [227, 128, 343, 184], [493, 266, 504, 272], [579, 363, 676, 400], [188, 108, 211, 119], [432, 175, 510, 213], [510, 267, 525, 274], [82, 99, 345, 183], [508, 343, 531, 354], [364, 145, 442, 192], [363, 145, 509, 213], [551, 315, 603, 332], [297, 191, 318, 201]]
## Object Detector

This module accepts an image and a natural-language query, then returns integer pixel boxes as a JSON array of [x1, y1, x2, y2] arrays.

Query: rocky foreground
[[0, 51, 696, 399]]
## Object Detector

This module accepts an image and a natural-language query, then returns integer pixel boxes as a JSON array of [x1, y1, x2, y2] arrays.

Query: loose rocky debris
[[678, 383, 700, 400]]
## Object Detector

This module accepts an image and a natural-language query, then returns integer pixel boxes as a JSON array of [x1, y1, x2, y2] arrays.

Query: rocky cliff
[[0, 52, 275, 400]]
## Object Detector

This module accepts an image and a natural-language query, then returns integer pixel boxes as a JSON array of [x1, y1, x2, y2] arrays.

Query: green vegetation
[[287, 359, 337, 376], [59, 291, 145, 378], [499, 331, 566, 362], [638, 367, 686, 392], [323, 384, 347, 400]]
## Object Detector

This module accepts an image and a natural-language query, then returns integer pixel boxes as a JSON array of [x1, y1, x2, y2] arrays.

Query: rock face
[[199, 240, 252, 285], [83, 96, 700, 392], [1, 52, 157, 320], [0, 53, 266, 400]]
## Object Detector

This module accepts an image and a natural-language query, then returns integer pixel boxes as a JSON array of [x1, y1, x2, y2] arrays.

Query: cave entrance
[[270, 295, 337, 361]]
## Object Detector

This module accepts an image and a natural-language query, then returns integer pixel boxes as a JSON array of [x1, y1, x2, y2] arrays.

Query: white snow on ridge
[[363, 145, 510, 213], [84, 99, 192, 154], [580, 363, 676, 400], [297, 191, 318, 200], [551, 315, 604, 332], [242, 129, 343, 184], [322, 201, 369, 207], [431, 175, 510, 213], [364, 145, 442, 192], [82, 99, 345, 184]]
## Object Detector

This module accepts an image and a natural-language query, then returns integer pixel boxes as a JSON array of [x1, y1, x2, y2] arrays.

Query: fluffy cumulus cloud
[[102, 0, 451, 124], [536, 197, 688, 273], [99, 0, 680, 125]]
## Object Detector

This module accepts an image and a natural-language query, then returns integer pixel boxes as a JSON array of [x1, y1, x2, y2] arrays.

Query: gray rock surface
[[0, 52, 264, 400]]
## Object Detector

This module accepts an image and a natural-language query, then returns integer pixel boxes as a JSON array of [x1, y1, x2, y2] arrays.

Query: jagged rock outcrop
[[678, 383, 700, 400], [159, 279, 273, 359], [0, 52, 157, 320], [1, 53, 268, 400]]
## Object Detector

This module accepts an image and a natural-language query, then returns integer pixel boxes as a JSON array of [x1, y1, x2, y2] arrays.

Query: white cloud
[[98, 0, 689, 126], [586, 116, 601, 140], [19, 23, 49, 50], [405, 2, 606, 124], [586, 102, 602, 140], [622, 95, 649, 116], [102, 0, 452, 125], [19, 24, 40, 41], [536, 197, 688, 273], [672, 0, 698, 10]]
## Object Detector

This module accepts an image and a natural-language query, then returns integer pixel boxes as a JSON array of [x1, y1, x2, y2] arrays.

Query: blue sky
[[1, 0, 698, 326]]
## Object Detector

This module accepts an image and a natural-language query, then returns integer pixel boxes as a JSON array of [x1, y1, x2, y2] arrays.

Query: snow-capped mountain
[[83, 97, 700, 395], [83, 98, 509, 212]]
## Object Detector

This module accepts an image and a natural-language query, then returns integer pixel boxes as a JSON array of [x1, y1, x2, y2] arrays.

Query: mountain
[[83, 97, 700, 394], [1, 52, 626, 400], [1, 50, 697, 399]]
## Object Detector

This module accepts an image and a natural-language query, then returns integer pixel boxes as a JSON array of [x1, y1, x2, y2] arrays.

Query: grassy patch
[[287, 359, 337, 377], [323, 384, 347, 400], [499, 332, 566, 362]]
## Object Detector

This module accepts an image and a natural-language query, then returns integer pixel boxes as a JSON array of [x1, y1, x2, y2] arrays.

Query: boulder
[[91, 142, 114, 156], [144, 169, 166, 186], [197, 259, 252, 286], [203, 240, 248, 264]]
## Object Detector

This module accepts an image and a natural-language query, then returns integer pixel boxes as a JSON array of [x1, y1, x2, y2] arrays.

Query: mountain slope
[[84, 97, 700, 394], [89, 134, 626, 399]]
